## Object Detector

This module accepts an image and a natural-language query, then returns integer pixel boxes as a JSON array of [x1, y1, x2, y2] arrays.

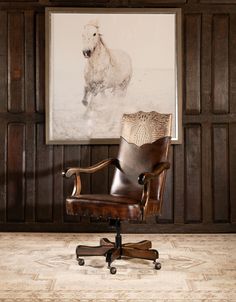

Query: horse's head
[[82, 23, 101, 58]]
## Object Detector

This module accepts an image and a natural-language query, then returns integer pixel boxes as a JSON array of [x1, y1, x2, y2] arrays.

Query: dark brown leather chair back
[[110, 111, 172, 217]]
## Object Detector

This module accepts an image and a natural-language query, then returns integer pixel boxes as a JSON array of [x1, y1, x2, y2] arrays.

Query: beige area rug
[[0, 233, 235, 302]]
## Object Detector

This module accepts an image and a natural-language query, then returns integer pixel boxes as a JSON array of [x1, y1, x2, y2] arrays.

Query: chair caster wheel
[[154, 262, 161, 270], [110, 267, 117, 274], [78, 258, 85, 266]]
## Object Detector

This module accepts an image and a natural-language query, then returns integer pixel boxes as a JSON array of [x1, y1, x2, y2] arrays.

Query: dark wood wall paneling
[[0, 0, 235, 233]]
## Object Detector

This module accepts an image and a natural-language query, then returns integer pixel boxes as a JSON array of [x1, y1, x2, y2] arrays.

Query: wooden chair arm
[[62, 158, 119, 178], [138, 162, 170, 185], [139, 162, 170, 219], [62, 158, 118, 197]]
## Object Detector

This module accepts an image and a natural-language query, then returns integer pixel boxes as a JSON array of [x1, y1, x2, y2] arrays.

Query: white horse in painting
[[81, 20, 132, 106]]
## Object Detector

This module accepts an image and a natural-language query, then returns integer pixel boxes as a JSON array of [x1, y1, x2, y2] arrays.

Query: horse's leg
[[82, 87, 90, 106], [113, 76, 131, 97]]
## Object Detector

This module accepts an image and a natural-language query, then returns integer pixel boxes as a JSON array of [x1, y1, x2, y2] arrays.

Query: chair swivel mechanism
[[63, 111, 172, 274]]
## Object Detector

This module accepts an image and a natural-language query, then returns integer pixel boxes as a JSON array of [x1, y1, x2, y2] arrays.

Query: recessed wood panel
[[212, 15, 229, 114], [201, 123, 213, 223], [213, 125, 229, 222], [201, 14, 212, 113], [35, 124, 53, 222], [36, 13, 45, 113], [25, 123, 36, 222], [185, 14, 201, 114], [0, 12, 7, 113], [8, 13, 25, 113], [0, 123, 6, 222], [185, 126, 202, 223], [230, 14, 236, 113], [229, 123, 236, 223], [25, 11, 35, 113], [7, 123, 25, 222]]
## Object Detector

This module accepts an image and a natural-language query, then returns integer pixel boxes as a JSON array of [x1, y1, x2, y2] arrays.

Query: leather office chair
[[63, 111, 172, 274]]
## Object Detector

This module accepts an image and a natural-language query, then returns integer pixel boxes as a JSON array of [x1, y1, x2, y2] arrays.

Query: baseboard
[[0, 222, 235, 233]]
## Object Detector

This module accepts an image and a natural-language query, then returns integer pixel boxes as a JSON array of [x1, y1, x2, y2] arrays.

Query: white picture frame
[[45, 8, 182, 144]]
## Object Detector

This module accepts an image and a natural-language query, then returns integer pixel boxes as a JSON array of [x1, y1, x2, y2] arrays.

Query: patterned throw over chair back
[[110, 111, 172, 219]]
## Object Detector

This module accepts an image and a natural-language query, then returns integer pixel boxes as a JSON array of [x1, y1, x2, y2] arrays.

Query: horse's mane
[[99, 35, 107, 48], [99, 35, 115, 65]]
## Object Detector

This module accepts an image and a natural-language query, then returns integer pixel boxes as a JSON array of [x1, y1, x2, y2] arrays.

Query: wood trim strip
[[0, 222, 235, 233]]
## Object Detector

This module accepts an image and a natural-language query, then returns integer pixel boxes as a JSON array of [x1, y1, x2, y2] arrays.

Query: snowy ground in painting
[[50, 68, 176, 142]]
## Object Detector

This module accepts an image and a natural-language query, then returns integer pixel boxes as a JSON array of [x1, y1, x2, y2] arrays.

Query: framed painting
[[45, 8, 182, 144]]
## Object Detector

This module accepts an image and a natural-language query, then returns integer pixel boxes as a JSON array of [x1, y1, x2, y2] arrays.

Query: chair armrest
[[62, 158, 118, 198], [138, 162, 170, 185], [62, 158, 118, 178]]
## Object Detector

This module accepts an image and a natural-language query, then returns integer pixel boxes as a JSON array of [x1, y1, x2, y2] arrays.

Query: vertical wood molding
[[201, 13, 213, 224]]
